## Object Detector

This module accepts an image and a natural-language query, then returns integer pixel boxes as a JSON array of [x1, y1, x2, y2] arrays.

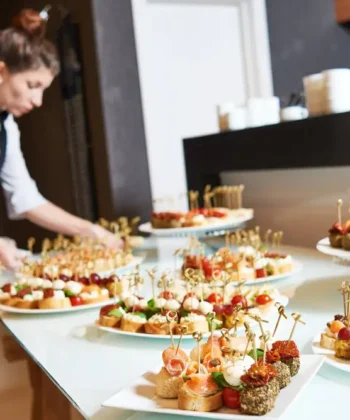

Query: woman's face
[[0, 64, 54, 117]]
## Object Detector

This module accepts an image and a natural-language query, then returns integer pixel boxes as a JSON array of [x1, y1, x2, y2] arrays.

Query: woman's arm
[[24, 202, 123, 248], [1, 116, 122, 249]]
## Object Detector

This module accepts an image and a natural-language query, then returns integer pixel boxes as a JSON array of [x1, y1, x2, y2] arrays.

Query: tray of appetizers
[[103, 309, 324, 418], [95, 277, 289, 338], [0, 266, 140, 313], [178, 247, 302, 287], [312, 281, 350, 372], [139, 209, 253, 237], [317, 199, 350, 260]]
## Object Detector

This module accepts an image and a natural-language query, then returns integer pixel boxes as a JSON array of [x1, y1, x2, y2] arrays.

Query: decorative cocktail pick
[[339, 281, 348, 318], [27, 237, 35, 254], [207, 311, 217, 360], [288, 313, 305, 344], [337, 199, 343, 226], [174, 249, 182, 278], [243, 331, 253, 360], [237, 185, 244, 209], [248, 314, 268, 337], [147, 267, 157, 300], [193, 331, 204, 372], [264, 229, 272, 247], [273, 302, 287, 337], [176, 325, 188, 355], [165, 311, 178, 349], [260, 331, 271, 365]]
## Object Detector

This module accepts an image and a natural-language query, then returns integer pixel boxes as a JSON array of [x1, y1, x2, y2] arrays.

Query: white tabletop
[[1, 237, 350, 420]]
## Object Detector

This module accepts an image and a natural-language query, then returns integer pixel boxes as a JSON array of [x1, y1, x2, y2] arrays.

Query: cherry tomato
[[185, 255, 200, 269], [338, 327, 350, 340], [70, 296, 83, 306], [256, 268, 268, 278], [17, 287, 32, 298], [100, 304, 119, 316], [213, 304, 225, 315], [183, 292, 196, 301], [59, 274, 69, 282], [2, 283, 12, 293], [223, 388, 240, 409], [202, 257, 214, 278], [256, 294, 273, 305], [231, 295, 248, 309], [206, 293, 223, 304], [223, 304, 234, 316], [43, 288, 55, 299], [160, 291, 174, 300], [108, 274, 119, 284]]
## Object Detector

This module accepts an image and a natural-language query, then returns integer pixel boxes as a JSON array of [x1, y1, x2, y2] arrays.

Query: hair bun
[[12, 9, 46, 39]]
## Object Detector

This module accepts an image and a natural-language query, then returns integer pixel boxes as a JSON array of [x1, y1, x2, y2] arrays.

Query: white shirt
[[1, 114, 47, 219]]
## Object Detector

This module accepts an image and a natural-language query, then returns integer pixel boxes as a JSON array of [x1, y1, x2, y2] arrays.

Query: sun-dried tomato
[[272, 340, 299, 360], [240, 361, 277, 387], [266, 350, 281, 363]]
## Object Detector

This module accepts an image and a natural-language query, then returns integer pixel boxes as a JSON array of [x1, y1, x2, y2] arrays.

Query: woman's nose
[[31, 92, 43, 108]]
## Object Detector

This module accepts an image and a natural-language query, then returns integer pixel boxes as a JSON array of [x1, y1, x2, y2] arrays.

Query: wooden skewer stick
[[176, 325, 188, 355], [273, 302, 287, 337], [288, 313, 306, 344], [193, 331, 203, 373], [27, 237, 35, 254], [260, 331, 271, 365], [166, 311, 178, 349], [337, 199, 343, 225]]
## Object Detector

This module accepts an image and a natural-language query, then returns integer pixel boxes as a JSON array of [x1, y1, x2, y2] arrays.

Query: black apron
[[0, 111, 8, 172]]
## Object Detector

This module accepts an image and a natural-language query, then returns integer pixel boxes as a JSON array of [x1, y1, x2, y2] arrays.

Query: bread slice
[[178, 385, 222, 412], [99, 314, 122, 328], [177, 318, 209, 335], [145, 321, 176, 335], [120, 317, 145, 333], [320, 333, 336, 351], [277, 263, 293, 274], [156, 367, 184, 398], [15, 300, 39, 310], [4, 298, 22, 307], [38, 298, 72, 310], [82, 294, 109, 305], [335, 339, 350, 359]]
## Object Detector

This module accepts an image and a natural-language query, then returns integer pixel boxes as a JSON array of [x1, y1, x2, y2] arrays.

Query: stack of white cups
[[323, 69, 350, 114]]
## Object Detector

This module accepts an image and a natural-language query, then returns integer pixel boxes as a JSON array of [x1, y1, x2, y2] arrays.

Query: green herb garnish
[[108, 308, 124, 318], [133, 312, 147, 319], [248, 348, 264, 359], [211, 372, 244, 391]]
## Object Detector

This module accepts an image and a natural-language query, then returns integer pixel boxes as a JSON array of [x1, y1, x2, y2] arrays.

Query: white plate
[[95, 322, 210, 340], [97, 256, 145, 276], [102, 354, 324, 419], [0, 298, 118, 315], [139, 210, 254, 237], [94, 295, 289, 340], [316, 237, 350, 261], [312, 333, 350, 373], [176, 262, 303, 287]]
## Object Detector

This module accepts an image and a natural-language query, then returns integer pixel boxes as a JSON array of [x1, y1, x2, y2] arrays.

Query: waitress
[[0, 8, 121, 270]]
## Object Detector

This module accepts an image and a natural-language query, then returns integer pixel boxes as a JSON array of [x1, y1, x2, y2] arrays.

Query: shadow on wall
[[221, 166, 350, 248]]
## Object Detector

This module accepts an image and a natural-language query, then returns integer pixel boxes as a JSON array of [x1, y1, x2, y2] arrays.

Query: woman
[[0, 9, 121, 270]]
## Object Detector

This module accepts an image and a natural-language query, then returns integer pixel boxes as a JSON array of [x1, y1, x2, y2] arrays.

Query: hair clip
[[40, 5, 52, 21]]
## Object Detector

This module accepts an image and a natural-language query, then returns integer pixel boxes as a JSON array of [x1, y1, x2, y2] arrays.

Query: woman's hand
[[87, 224, 124, 249], [0, 237, 25, 271]]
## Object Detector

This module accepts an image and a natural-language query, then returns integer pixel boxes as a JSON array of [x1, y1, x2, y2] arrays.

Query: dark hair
[[0, 9, 60, 75]]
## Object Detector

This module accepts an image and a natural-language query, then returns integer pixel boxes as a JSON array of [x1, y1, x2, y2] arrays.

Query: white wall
[[221, 167, 350, 248], [132, 0, 272, 210]]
